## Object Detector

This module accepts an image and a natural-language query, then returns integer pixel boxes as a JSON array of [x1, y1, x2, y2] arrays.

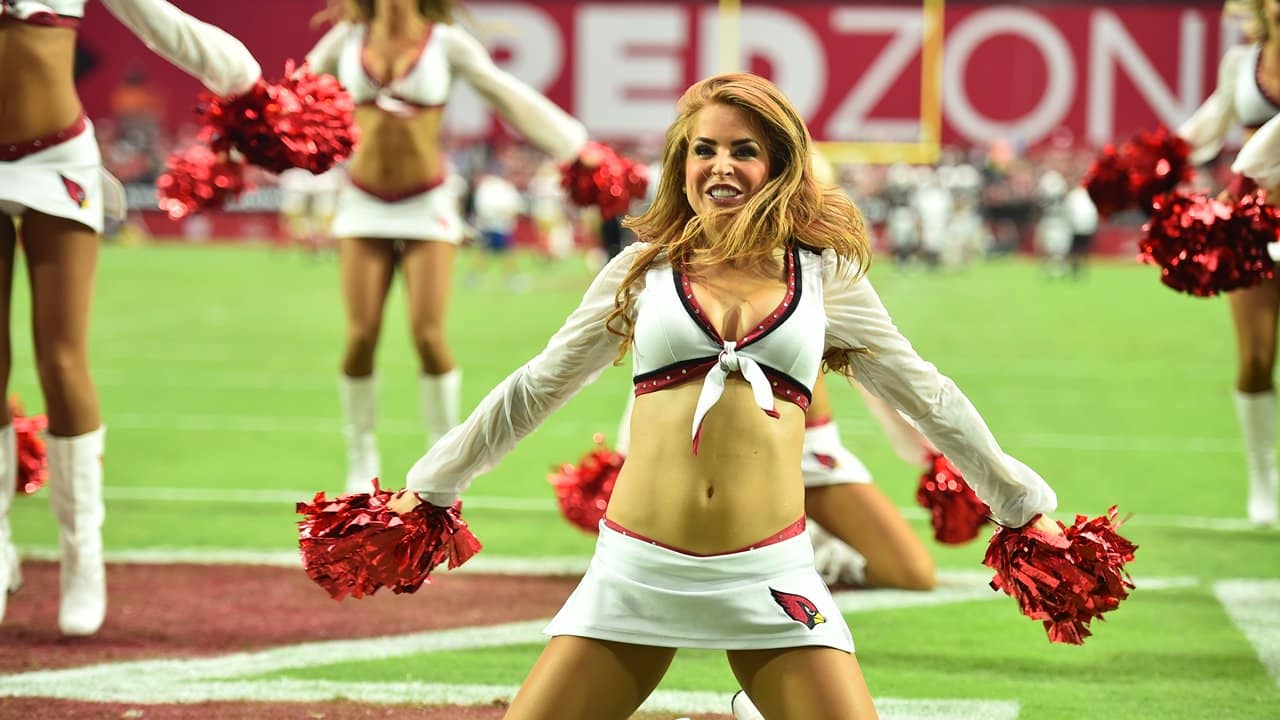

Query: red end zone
[[0, 561, 730, 719]]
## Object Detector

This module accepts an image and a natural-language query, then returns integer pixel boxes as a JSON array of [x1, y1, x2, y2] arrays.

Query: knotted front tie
[[689, 341, 780, 453]]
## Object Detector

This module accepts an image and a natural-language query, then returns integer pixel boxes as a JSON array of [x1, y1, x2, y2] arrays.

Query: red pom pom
[[6, 395, 47, 496], [1084, 126, 1191, 217], [548, 433, 624, 534], [155, 142, 249, 219], [296, 479, 482, 600], [1082, 145, 1130, 218], [915, 453, 990, 545], [1125, 126, 1193, 210], [1139, 190, 1279, 297], [983, 507, 1138, 645], [561, 142, 649, 220], [199, 61, 358, 175]]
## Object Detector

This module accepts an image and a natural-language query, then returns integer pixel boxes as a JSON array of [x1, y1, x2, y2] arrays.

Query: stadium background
[[2, 2, 1278, 719]]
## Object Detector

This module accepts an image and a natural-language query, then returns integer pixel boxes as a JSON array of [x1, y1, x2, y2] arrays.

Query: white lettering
[[1087, 9, 1204, 145], [824, 8, 925, 142], [944, 7, 1075, 146], [576, 5, 686, 134], [697, 7, 825, 118]]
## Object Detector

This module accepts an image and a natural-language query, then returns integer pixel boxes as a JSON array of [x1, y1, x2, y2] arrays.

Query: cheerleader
[[303, 0, 591, 492], [389, 73, 1061, 719], [1179, 0, 1280, 526], [0, 0, 262, 634]]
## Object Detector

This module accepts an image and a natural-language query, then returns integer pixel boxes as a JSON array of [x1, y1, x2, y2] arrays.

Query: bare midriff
[[0, 20, 81, 145], [348, 105, 446, 193], [607, 379, 807, 555]]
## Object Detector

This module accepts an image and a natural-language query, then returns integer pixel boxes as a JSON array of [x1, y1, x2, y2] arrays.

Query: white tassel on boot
[[47, 426, 106, 636], [420, 369, 461, 449], [1235, 390, 1279, 526], [339, 375, 380, 494], [0, 424, 20, 623]]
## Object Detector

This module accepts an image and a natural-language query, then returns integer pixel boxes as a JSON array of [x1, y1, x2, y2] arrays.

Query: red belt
[[0, 113, 88, 162]]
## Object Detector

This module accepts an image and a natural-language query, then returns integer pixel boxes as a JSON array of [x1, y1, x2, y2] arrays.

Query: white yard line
[[0, 615, 1019, 718], [0, 565, 1204, 717], [1213, 579, 1280, 687], [69, 484, 1274, 533], [94, 411, 1242, 454]]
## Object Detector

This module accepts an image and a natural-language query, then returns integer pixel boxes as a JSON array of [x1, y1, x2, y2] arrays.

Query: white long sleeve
[[99, 0, 261, 98], [1232, 112, 1280, 188], [305, 21, 352, 77], [439, 23, 588, 162], [1177, 45, 1247, 165], [821, 251, 1057, 528], [405, 243, 647, 505]]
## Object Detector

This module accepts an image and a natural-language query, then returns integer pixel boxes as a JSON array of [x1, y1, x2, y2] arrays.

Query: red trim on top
[[634, 357, 719, 395], [398, 23, 435, 85], [350, 174, 446, 203], [4, 10, 81, 28], [602, 516, 806, 556], [677, 248, 798, 349], [391, 97, 445, 110], [761, 366, 812, 412], [1255, 47, 1280, 111], [0, 112, 87, 162], [633, 359, 811, 413], [360, 23, 434, 89], [805, 414, 832, 429]]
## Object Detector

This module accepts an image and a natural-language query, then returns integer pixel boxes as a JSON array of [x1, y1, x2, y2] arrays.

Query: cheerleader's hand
[[576, 143, 605, 168], [1029, 514, 1065, 537], [387, 489, 424, 515]]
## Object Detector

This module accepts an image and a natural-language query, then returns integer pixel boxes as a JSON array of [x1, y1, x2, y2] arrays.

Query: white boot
[[339, 375, 380, 494], [420, 369, 461, 448], [808, 520, 867, 587], [1235, 390, 1279, 526], [0, 424, 20, 623], [731, 690, 765, 720], [47, 426, 106, 636]]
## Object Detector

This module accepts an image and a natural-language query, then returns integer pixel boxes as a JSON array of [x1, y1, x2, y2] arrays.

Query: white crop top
[[404, 241, 1058, 529], [306, 21, 587, 161], [632, 247, 824, 451], [0, 0, 84, 27], [1235, 44, 1280, 129], [1180, 43, 1280, 189], [335, 23, 450, 110]]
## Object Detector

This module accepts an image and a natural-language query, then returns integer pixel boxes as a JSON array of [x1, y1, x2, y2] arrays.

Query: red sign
[[77, 1, 1232, 150]]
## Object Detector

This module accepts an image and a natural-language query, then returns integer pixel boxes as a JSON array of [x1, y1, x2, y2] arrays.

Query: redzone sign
[[75, 1, 1232, 151], [446, 1, 1231, 149]]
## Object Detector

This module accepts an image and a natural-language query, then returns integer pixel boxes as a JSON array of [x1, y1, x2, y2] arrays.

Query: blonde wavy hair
[[1225, 0, 1271, 42], [608, 73, 872, 374], [343, 0, 459, 23]]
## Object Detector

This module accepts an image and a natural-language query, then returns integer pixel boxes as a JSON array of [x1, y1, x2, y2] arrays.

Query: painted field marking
[[93, 410, 1241, 455], [8, 544, 1203, 597], [0, 616, 1019, 719], [30, 484, 1266, 533], [0, 563, 1202, 717], [1213, 579, 1280, 687]]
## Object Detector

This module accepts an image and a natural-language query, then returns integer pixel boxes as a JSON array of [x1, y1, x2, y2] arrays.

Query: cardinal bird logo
[[812, 453, 839, 470], [770, 587, 826, 629], [60, 175, 88, 208]]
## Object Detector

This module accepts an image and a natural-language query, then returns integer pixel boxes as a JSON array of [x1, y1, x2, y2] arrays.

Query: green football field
[[5, 242, 1279, 719]]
